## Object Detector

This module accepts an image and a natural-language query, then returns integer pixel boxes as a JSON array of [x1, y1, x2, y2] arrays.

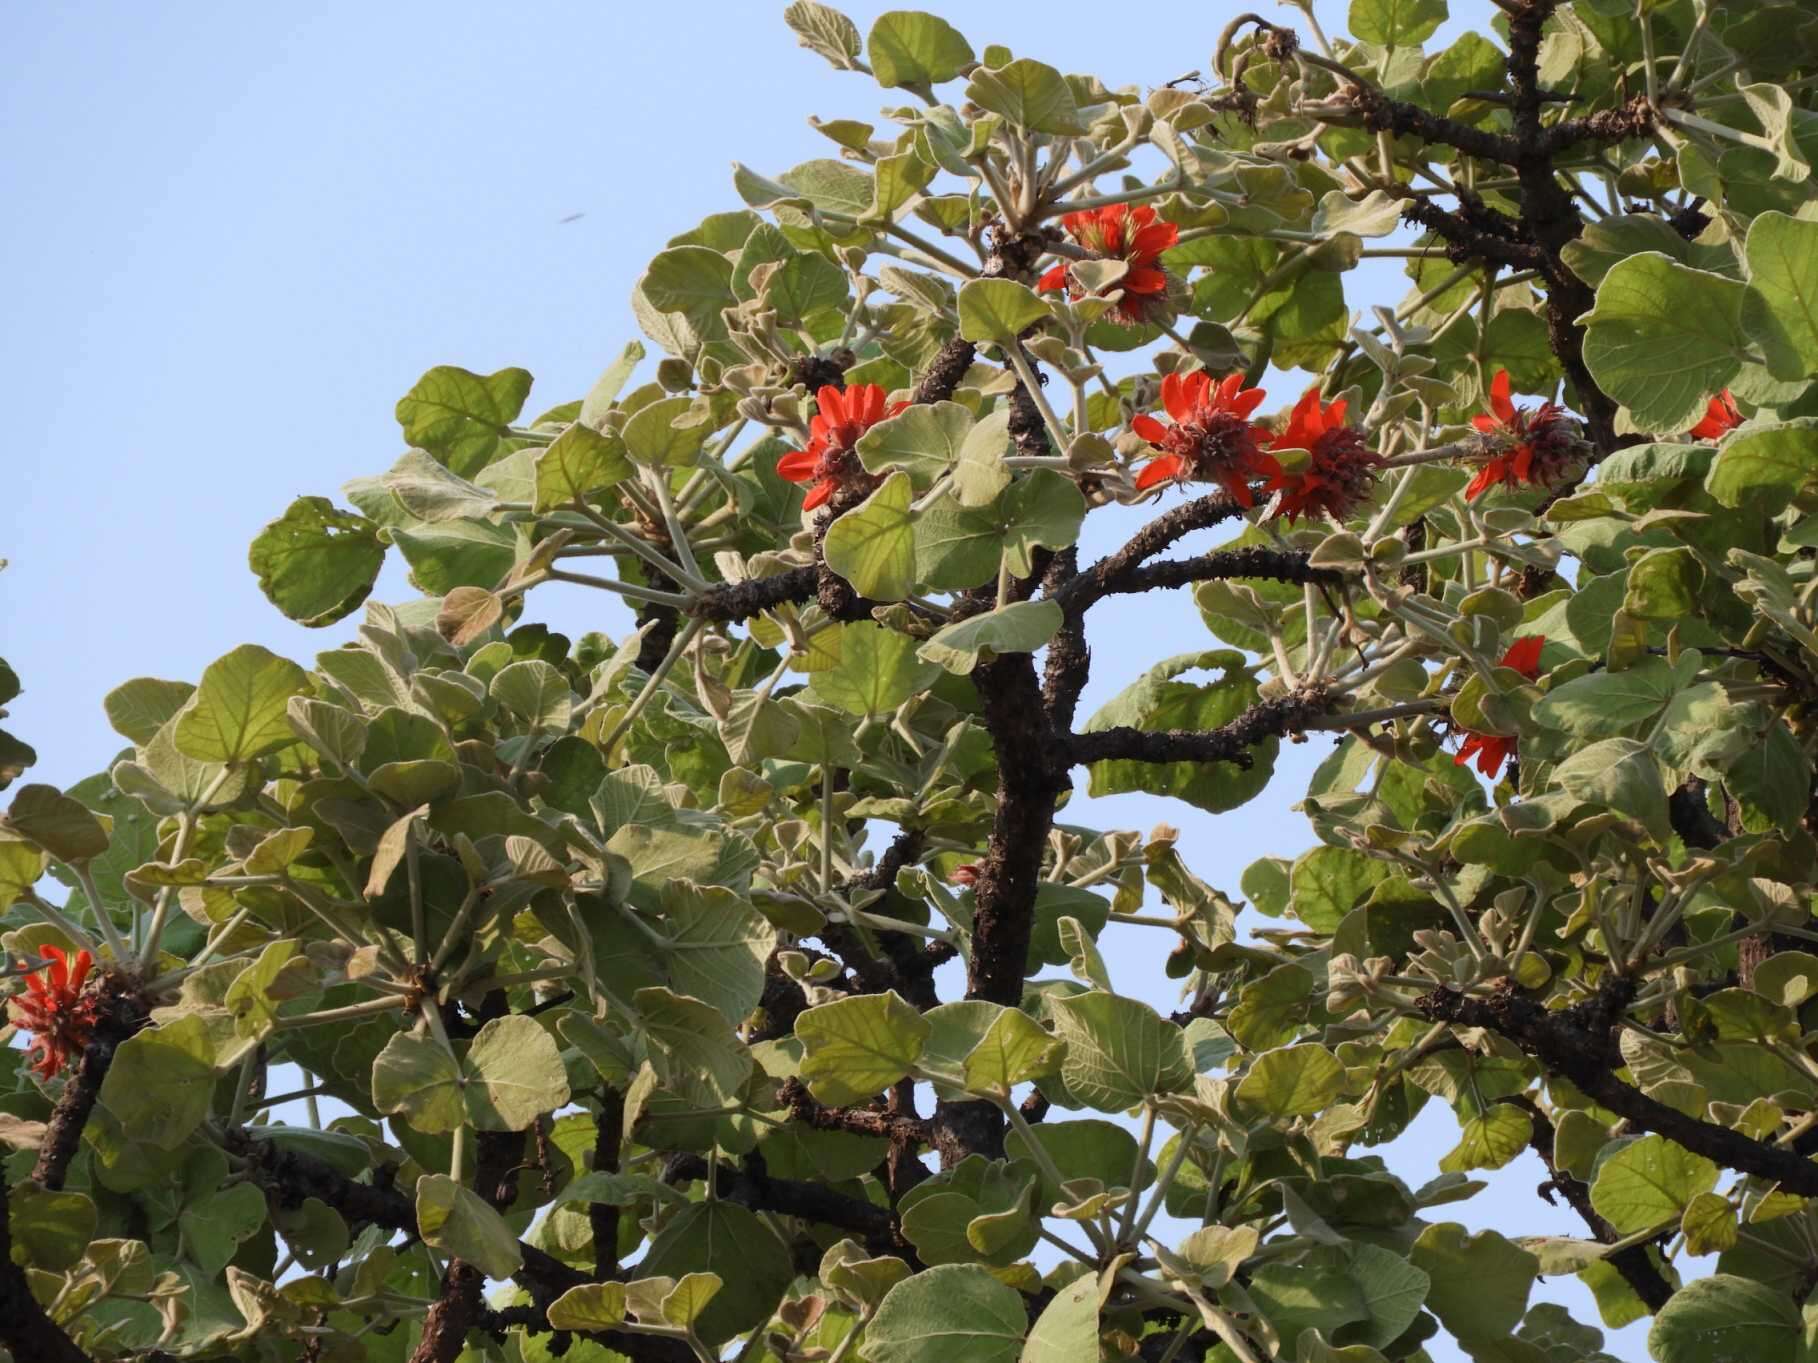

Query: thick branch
[[34, 972, 148, 1189], [1072, 547, 1342, 604], [1420, 980, 1818, 1198], [1069, 689, 1340, 770], [686, 565, 817, 622], [1348, 84, 1522, 164], [1501, 1094, 1674, 1311], [410, 1260, 486, 1363], [0, 1174, 92, 1363], [666, 1151, 906, 1258]]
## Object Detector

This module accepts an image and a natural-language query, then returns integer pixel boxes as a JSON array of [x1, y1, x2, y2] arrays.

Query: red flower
[[1687, 389, 1741, 441], [1260, 388, 1384, 524], [1037, 204, 1179, 327], [7, 946, 97, 1079], [949, 863, 981, 888], [1453, 635, 1546, 779], [1464, 370, 1585, 500], [777, 384, 906, 511], [1130, 371, 1279, 506]]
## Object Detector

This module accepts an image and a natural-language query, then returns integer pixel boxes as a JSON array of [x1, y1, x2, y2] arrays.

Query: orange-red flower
[[1687, 389, 1741, 441], [1454, 635, 1546, 779], [1260, 388, 1384, 524], [949, 863, 981, 888], [1037, 204, 1179, 327], [777, 384, 906, 511], [7, 946, 97, 1079], [1464, 370, 1585, 500], [1131, 371, 1278, 505]]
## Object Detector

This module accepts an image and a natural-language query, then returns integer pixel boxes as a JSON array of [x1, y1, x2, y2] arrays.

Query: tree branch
[[1420, 979, 1818, 1198], [0, 1174, 92, 1363], [1069, 689, 1340, 769]]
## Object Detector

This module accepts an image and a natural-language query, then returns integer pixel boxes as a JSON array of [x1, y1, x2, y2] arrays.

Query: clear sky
[[2, 2, 1642, 1357]]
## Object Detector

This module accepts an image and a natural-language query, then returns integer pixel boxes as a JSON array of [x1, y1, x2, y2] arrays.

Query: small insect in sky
[[558, 212, 585, 224]]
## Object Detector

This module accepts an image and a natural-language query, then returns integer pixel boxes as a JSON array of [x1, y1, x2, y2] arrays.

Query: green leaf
[[1348, 0, 1448, 45], [958, 279, 1051, 343], [857, 401, 976, 485], [1552, 737, 1670, 842], [180, 1182, 269, 1278], [9, 1184, 98, 1271], [371, 1032, 465, 1134], [1579, 252, 1754, 434], [1589, 1134, 1718, 1234], [1742, 212, 1818, 378], [1647, 1275, 1800, 1363], [638, 1201, 793, 1345], [1409, 1223, 1537, 1345], [547, 1282, 628, 1332], [635, 985, 755, 1109], [867, 11, 974, 92], [963, 1006, 1063, 1097], [396, 365, 534, 477], [1291, 847, 1393, 934], [824, 471, 917, 601], [248, 497, 385, 628], [1021, 1273, 1097, 1363], [466, 1015, 571, 1131], [0, 834, 46, 909], [1728, 719, 1812, 826], [797, 990, 931, 1104], [1531, 655, 1684, 737], [1048, 991, 1193, 1111], [5, 783, 110, 863], [580, 341, 646, 427], [103, 679, 195, 747], [416, 1173, 523, 1280], [1235, 1044, 1345, 1117], [173, 644, 310, 765], [534, 422, 633, 509], [952, 408, 1013, 508], [1081, 651, 1276, 815], [915, 471, 1086, 587], [659, 881, 777, 1022], [622, 395, 713, 466], [1439, 1105, 1532, 1171], [1706, 419, 1818, 510], [965, 59, 1086, 136], [96, 1015, 217, 1149], [811, 621, 944, 716], [1624, 547, 1704, 621], [864, 1264, 1026, 1363], [917, 600, 1063, 676], [785, 1, 864, 70], [491, 659, 573, 732], [641, 246, 736, 335]]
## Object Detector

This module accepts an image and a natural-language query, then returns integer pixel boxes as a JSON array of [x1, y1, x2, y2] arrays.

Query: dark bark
[[633, 566, 681, 673], [912, 337, 978, 405], [591, 1088, 625, 1276], [1420, 979, 1818, 1198], [410, 1260, 486, 1363], [665, 1151, 909, 1259], [1501, 1094, 1674, 1311], [0, 1174, 93, 1363], [687, 565, 818, 622], [1069, 689, 1340, 769], [33, 971, 149, 1190]]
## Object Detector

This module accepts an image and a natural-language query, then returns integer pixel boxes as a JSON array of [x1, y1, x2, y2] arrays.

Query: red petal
[[1160, 372, 1191, 423], [1231, 385, 1267, 419], [1127, 204, 1157, 229], [1489, 369, 1515, 425], [1132, 414, 1170, 444], [1464, 463, 1497, 501], [815, 385, 847, 426], [856, 384, 885, 428], [777, 449, 818, 483], [802, 479, 834, 510], [1036, 263, 1070, 292], [1123, 266, 1168, 295], [1326, 397, 1348, 428], [1134, 454, 1187, 489], [1471, 414, 1498, 434], [1501, 635, 1546, 678]]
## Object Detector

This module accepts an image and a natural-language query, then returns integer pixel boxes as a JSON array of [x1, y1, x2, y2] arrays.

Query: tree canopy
[[7, 2, 1818, 1361]]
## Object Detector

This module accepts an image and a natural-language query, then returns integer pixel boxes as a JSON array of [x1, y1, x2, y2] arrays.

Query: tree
[[4, 1, 1818, 1359]]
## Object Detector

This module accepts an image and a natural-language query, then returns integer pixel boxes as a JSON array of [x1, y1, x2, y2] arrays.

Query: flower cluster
[[1037, 204, 1179, 327], [1131, 371, 1278, 504], [1454, 635, 1546, 779], [1464, 370, 1587, 500], [1688, 389, 1741, 440], [777, 383, 906, 511], [8, 945, 97, 1079], [1261, 389, 1385, 524]]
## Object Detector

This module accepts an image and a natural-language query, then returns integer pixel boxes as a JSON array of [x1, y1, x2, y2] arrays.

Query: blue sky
[[2, 2, 1646, 1356]]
